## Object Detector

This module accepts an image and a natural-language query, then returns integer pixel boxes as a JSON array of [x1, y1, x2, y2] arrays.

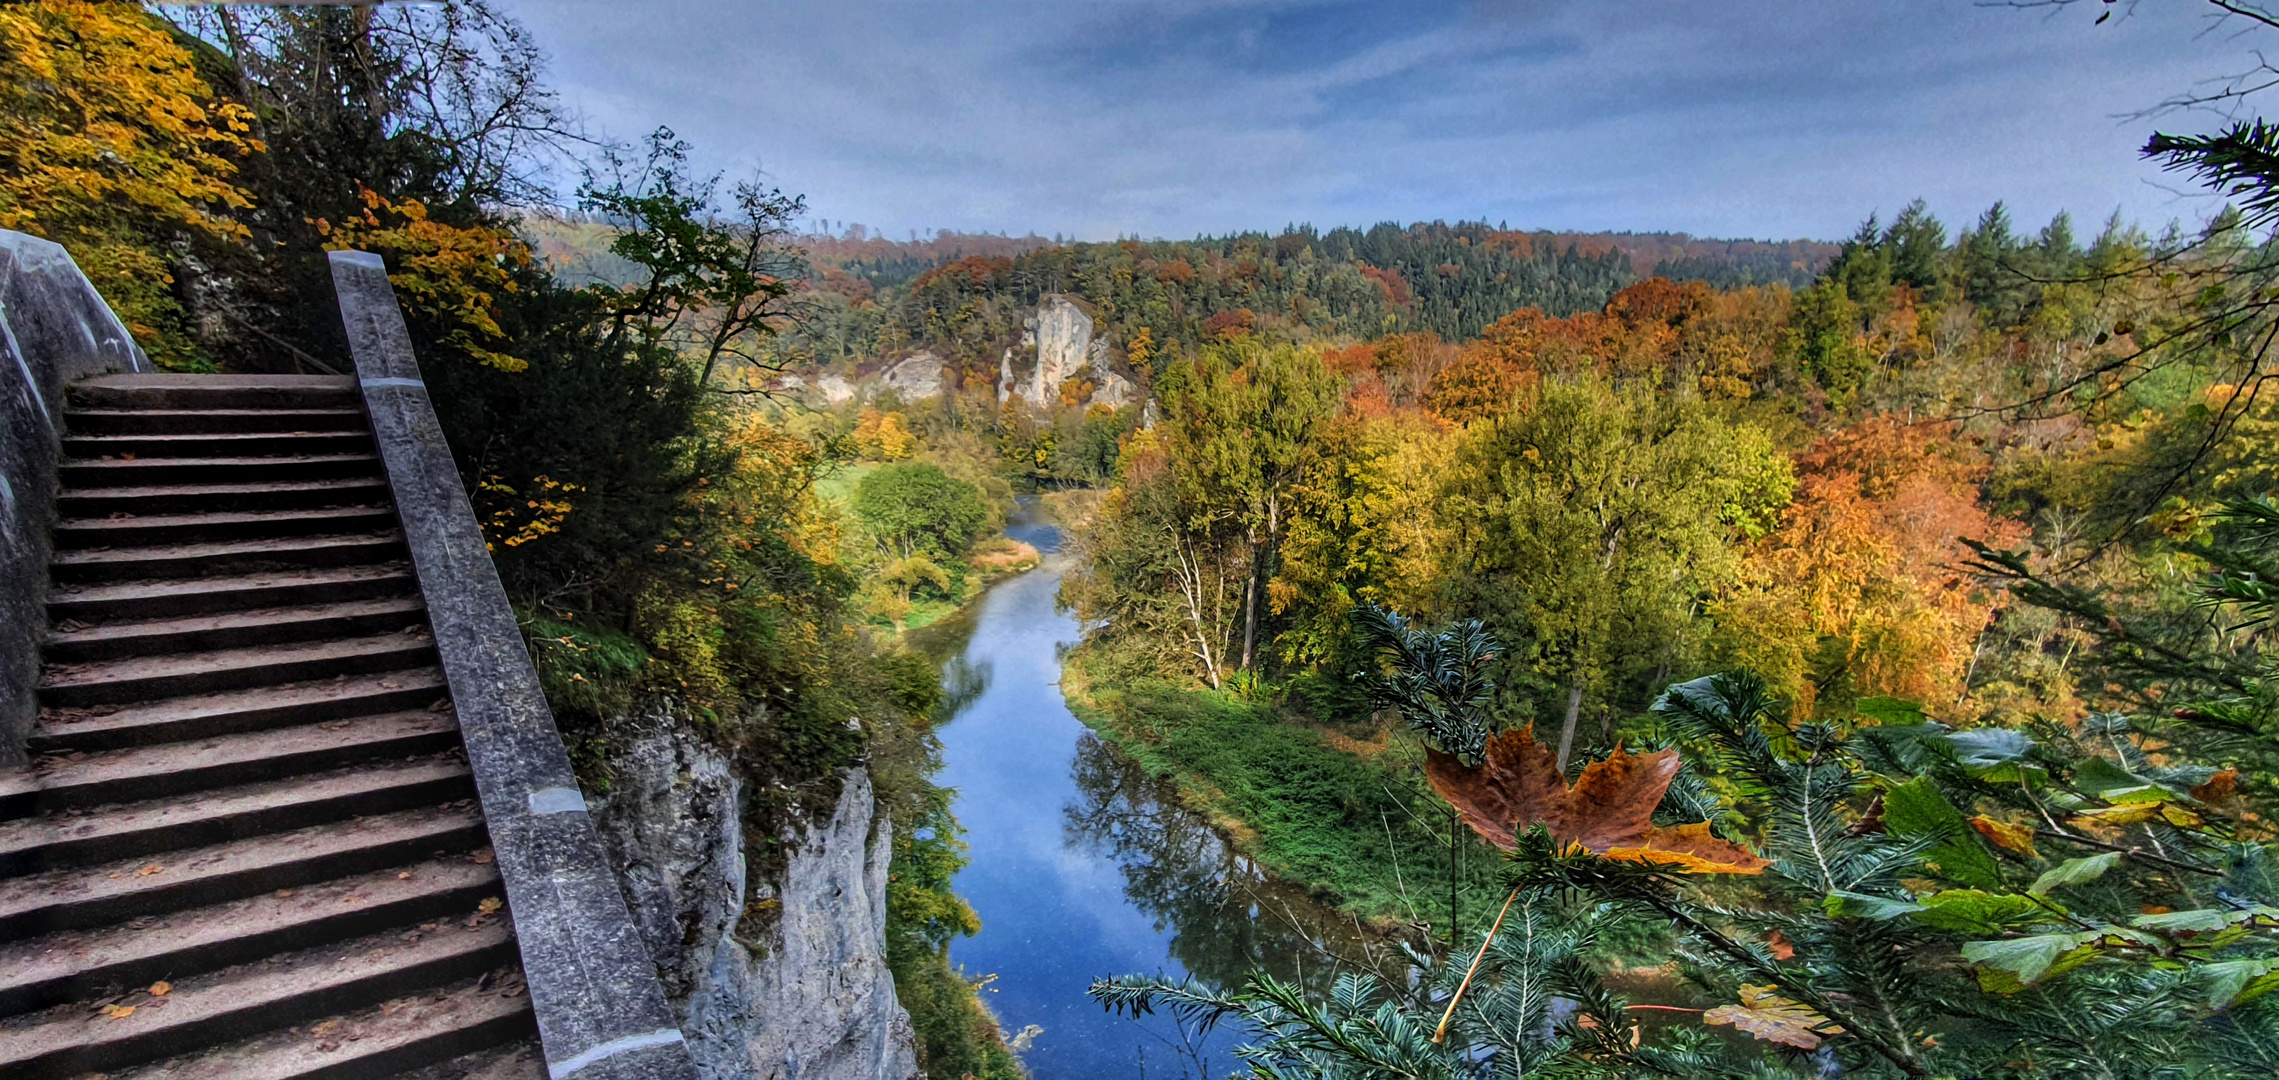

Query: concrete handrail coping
[[0, 230, 152, 762], [328, 250, 699, 1080]]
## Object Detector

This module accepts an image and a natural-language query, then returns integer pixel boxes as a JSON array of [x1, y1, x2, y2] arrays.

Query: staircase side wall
[[327, 251, 701, 1080], [0, 231, 150, 763]]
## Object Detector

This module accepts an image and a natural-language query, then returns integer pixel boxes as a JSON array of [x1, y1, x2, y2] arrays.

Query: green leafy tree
[[1439, 375, 1792, 769], [853, 462, 988, 561], [1158, 338, 1345, 671]]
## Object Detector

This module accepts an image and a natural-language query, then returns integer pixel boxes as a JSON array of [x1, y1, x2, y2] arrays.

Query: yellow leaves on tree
[[851, 406, 916, 460], [475, 474, 580, 552], [1424, 725, 1770, 874], [321, 188, 532, 372], [1704, 984, 1845, 1049], [0, 1, 258, 368], [1717, 416, 2024, 718]]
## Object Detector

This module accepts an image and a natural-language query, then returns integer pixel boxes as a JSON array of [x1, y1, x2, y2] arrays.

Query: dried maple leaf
[[477, 897, 503, 915], [1424, 726, 1769, 873], [1765, 930, 1797, 960], [1703, 984, 1842, 1049], [103, 1004, 136, 1020]]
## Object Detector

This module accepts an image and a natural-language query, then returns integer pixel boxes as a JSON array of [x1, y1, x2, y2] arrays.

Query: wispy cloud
[[514, 0, 2250, 241]]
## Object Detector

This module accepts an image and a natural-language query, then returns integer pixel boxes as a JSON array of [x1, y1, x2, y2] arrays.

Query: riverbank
[[1057, 643, 1514, 940]]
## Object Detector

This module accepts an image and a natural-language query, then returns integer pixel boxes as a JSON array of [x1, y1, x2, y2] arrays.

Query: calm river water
[[914, 511, 1388, 1079]]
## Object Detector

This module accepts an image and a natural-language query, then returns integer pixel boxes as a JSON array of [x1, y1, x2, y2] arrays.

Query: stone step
[[44, 597, 428, 664], [1, 711, 459, 818], [66, 374, 360, 412], [63, 408, 368, 437], [0, 804, 488, 942], [55, 476, 391, 517], [102, 969, 536, 1080], [58, 453, 382, 489], [53, 505, 398, 550], [0, 756, 472, 877], [49, 532, 407, 586], [63, 429, 375, 461], [0, 913, 515, 1079], [30, 669, 448, 753], [48, 564, 416, 623], [0, 851, 497, 1015], [37, 633, 436, 709], [394, 1038, 546, 1080]]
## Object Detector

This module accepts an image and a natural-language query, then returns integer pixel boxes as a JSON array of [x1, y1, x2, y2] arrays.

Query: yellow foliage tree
[[851, 406, 916, 460], [0, 1, 258, 369], [321, 188, 532, 373]]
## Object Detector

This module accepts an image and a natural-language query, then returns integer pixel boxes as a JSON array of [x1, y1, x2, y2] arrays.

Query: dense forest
[[16, 1, 2279, 1078]]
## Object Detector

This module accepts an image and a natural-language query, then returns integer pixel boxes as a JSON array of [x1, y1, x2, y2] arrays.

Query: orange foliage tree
[[1716, 416, 2023, 717], [0, 1, 258, 368]]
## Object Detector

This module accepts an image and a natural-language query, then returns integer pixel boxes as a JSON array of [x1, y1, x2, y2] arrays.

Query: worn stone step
[[2, 711, 459, 818], [0, 804, 488, 942], [0, 913, 515, 1079], [59, 453, 383, 489], [29, 669, 448, 753], [63, 408, 368, 437], [66, 374, 359, 412], [0, 756, 472, 877], [63, 429, 375, 461], [49, 532, 408, 586], [52, 505, 398, 550], [48, 564, 415, 623], [55, 476, 391, 517], [101, 969, 536, 1080], [44, 597, 428, 664], [0, 851, 497, 1015], [37, 633, 436, 710]]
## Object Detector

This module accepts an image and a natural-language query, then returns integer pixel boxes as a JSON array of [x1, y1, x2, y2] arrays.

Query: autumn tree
[[1157, 339, 1344, 672], [1440, 375, 1793, 769], [1715, 416, 2023, 718], [0, 2, 257, 368]]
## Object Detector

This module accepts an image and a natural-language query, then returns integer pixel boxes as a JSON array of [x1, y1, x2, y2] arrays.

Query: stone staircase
[[0, 375, 541, 1078]]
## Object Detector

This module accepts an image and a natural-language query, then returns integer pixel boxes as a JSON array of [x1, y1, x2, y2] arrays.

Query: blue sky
[[512, 0, 2265, 243]]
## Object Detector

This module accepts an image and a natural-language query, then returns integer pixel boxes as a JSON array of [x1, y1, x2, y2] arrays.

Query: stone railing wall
[[0, 231, 151, 763]]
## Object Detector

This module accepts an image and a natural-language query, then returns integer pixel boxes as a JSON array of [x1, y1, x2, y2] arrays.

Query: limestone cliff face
[[589, 701, 919, 1080], [1013, 294, 1138, 410], [1024, 295, 1093, 407]]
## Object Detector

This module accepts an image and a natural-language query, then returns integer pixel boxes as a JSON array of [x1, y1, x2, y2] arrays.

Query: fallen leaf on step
[[137, 865, 164, 876], [478, 897, 503, 914], [397, 872, 412, 880], [275, 889, 295, 898], [103, 1004, 136, 1020], [149, 981, 170, 997], [471, 851, 494, 865]]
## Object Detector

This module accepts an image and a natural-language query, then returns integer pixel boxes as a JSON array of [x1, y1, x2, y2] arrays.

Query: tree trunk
[[1240, 535, 1261, 672], [1555, 681, 1584, 773]]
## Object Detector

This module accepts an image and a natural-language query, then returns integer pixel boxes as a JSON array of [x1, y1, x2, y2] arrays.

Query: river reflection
[[915, 503, 1403, 1079], [1063, 731, 1404, 996]]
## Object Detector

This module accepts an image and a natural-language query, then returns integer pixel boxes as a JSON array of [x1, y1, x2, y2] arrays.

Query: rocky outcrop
[[590, 701, 919, 1080], [1023, 295, 1093, 407], [879, 351, 944, 400]]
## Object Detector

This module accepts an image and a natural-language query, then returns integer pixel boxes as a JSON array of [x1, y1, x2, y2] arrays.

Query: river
[[913, 510, 1392, 1079]]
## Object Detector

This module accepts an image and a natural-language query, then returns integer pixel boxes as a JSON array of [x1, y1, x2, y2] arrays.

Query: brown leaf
[[470, 851, 494, 865], [137, 865, 164, 876], [1970, 815, 2039, 858], [1424, 726, 1767, 873], [148, 981, 170, 997], [103, 1004, 136, 1020], [2193, 768, 2240, 805], [1765, 930, 1796, 961], [1703, 984, 1842, 1049], [477, 897, 502, 915]]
